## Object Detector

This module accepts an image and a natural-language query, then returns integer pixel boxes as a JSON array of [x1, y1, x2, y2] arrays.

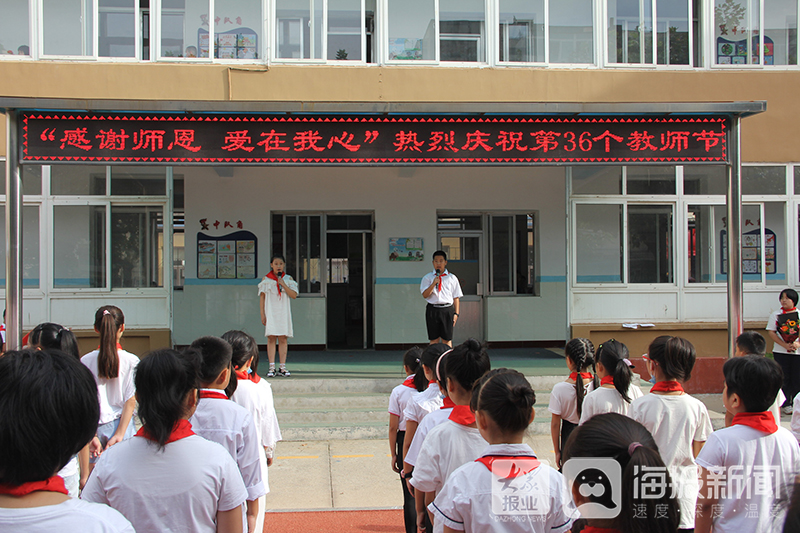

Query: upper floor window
[[0, 0, 31, 56], [715, 0, 798, 65]]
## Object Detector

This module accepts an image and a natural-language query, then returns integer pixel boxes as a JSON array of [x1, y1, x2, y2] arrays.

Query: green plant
[[336, 48, 348, 60]]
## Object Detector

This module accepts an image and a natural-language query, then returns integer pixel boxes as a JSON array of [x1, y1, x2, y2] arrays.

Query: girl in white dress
[[258, 255, 298, 377]]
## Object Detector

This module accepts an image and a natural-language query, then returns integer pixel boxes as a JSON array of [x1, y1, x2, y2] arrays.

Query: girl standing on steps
[[258, 255, 298, 377]]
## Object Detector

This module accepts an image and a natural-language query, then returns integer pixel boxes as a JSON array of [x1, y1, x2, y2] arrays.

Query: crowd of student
[[0, 305, 280, 533]]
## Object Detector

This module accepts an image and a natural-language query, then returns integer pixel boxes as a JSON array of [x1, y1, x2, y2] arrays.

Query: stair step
[[276, 408, 388, 424], [275, 393, 389, 410]]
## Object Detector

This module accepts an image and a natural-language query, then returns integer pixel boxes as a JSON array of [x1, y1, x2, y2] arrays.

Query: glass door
[[438, 232, 483, 344]]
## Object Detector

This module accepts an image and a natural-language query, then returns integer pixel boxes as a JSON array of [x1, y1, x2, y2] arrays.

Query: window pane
[[765, 202, 785, 285], [627, 166, 676, 195], [440, 236, 480, 294], [112, 206, 163, 288], [51, 165, 107, 195], [437, 215, 482, 230], [0, 205, 41, 288], [499, 0, 545, 62], [687, 204, 724, 283], [549, 0, 594, 63], [608, 0, 653, 63], [741, 204, 761, 281], [795, 167, 800, 194], [161, 0, 209, 59], [440, 0, 485, 62], [628, 205, 674, 283], [684, 165, 727, 195], [0, 165, 42, 196], [54, 205, 106, 288], [658, 0, 691, 65], [572, 166, 623, 195], [276, 0, 323, 59], [43, 0, 93, 56], [299, 215, 321, 293], [388, 0, 435, 60], [0, 0, 30, 56], [327, 215, 371, 230], [576, 204, 622, 283], [764, 0, 797, 65], [328, 0, 362, 60], [110, 166, 167, 195], [99, 0, 136, 58], [715, 0, 760, 65], [491, 216, 513, 292], [742, 166, 785, 195], [516, 214, 536, 294], [215, 0, 263, 60]]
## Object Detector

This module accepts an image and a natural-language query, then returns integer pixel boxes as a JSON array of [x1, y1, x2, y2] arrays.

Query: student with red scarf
[[767, 288, 800, 415], [258, 255, 298, 377]]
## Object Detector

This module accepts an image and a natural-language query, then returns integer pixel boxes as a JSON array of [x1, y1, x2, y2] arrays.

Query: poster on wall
[[720, 228, 776, 276], [389, 237, 424, 261], [197, 230, 258, 280]]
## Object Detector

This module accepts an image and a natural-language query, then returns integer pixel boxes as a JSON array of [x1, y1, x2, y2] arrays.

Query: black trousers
[[396, 431, 417, 533], [774, 352, 800, 406]]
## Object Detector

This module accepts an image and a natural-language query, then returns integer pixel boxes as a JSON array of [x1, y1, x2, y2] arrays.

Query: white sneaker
[[782, 405, 793, 415], [267, 367, 275, 378]]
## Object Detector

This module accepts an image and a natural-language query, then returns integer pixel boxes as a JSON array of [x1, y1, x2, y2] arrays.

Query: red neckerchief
[[136, 419, 195, 444], [267, 271, 283, 298], [651, 380, 684, 393], [581, 527, 623, 533], [96, 343, 123, 350], [732, 411, 779, 434], [569, 372, 593, 381], [402, 375, 416, 389], [475, 455, 540, 477], [442, 396, 456, 409], [600, 375, 614, 386], [449, 405, 476, 426], [234, 368, 262, 384], [0, 475, 68, 496], [783, 307, 798, 314], [199, 389, 228, 400], [436, 270, 447, 292]]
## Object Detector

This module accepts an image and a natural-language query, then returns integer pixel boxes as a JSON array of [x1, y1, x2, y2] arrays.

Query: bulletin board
[[720, 228, 776, 275], [197, 231, 257, 279]]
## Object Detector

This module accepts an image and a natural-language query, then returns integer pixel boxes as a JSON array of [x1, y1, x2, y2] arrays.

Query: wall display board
[[720, 228, 776, 276], [389, 238, 424, 261], [197, 231, 257, 279]]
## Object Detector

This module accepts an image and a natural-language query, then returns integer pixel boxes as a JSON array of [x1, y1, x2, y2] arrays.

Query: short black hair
[[446, 338, 491, 392], [432, 250, 447, 261], [736, 331, 767, 356], [723, 355, 783, 412], [0, 349, 99, 484], [190, 335, 233, 385], [647, 336, 696, 382], [781, 288, 799, 306], [270, 254, 286, 264], [28, 322, 80, 360]]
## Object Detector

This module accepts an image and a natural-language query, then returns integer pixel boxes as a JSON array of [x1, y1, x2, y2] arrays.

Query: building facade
[[1, 0, 799, 356]]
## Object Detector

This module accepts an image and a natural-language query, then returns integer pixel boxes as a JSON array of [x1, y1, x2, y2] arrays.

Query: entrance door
[[438, 233, 483, 344], [326, 226, 373, 349]]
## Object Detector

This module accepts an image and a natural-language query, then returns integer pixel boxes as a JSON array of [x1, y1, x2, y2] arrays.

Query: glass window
[[215, 0, 263, 60], [549, 0, 594, 63], [684, 165, 727, 195], [576, 204, 622, 282], [110, 166, 167, 195], [489, 214, 537, 294], [628, 205, 673, 283], [0, 165, 43, 196], [328, 0, 362, 61], [439, 0, 485, 62], [99, 0, 137, 58], [491, 216, 513, 292], [160, 0, 209, 59], [687, 204, 725, 283], [765, 0, 798, 65], [276, 0, 323, 59], [43, 0, 93, 57], [173, 176, 185, 288], [714, 0, 760, 65], [272, 214, 322, 294], [327, 214, 372, 230], [0, 0, 30, 56], [437, 215, 482, 231], [0, 205, 41, 288], [608, 0, 692, 65], [795, 166, 800, 194], [54, 205, 106, 288], [626, 166, 676, 195], [498, 0, 546, 63], [742, 166, 785, 195], [514, 214, 536, 294], [111, 206, 164, 288], [387, 0, 435, 60], [572, 166, 623, 195], [764, 202, 785, 285], [51, 166, 107, 195]]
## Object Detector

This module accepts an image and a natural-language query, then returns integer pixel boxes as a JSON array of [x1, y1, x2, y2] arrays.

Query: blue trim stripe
[[576, 275, 623, 283], [184, 278, 259, 286], [537, 276, 566, 283]]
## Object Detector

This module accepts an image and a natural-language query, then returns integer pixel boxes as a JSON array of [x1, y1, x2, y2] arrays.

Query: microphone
[[277, 271, 284, 278], [435, 268, 441, 275]]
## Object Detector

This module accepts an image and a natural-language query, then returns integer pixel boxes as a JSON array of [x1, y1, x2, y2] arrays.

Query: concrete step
[[276, 392, 389, 410]]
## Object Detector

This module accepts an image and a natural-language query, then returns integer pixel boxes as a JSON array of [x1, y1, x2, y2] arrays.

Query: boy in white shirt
[[696, 355, 800, 533], [420, 250, 463, 347]]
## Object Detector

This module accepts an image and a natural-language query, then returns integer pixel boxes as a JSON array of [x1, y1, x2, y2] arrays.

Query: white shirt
[[190, 391, 266, 502], [258, 275, 298, 337], [82, 433, 248, 533], [630, 392, 713, 529], [388, 381, 417, 431], [767, 308, 799, 355], [547, 379, 596, 425], [232, 378, 282, 455], [405, 407, 453, 467], [430, 443, 576, 533], [403, 383, 444, 424], [771, 389, 786, 426], [420, 269, 463, 306], [0, 498, 134, 533], [81, 349, 139, 425], [696, 424, 800, 533], [579, 383, 643, 425]]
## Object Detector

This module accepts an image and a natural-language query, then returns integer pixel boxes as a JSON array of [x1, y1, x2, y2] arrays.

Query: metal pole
[[5, 110, 22, 351], [726, 114, 743, 357]]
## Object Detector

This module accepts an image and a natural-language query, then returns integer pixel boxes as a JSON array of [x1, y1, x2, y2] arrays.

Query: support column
[[726, 115, 742, 357], [4, 110, 22, 351]]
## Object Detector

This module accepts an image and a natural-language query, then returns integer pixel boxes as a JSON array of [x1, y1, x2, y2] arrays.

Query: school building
[[1, 0, 799, 365]]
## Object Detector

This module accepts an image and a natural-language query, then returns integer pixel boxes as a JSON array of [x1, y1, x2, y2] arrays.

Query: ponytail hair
[[94, 306, 124, 379], [471, 368, 535, 434], [134, 348, 201, 449], [563, 413, 680, 533], [28, 322, 79, 360], [415, 344, 448, 391], [564, 338, 597, 417], [221, 330, 260, 398], [596, 339, 633, 403], [648, 335, 696, 382], [402, 346, 426, 392], [446, 338, 491, 393]]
